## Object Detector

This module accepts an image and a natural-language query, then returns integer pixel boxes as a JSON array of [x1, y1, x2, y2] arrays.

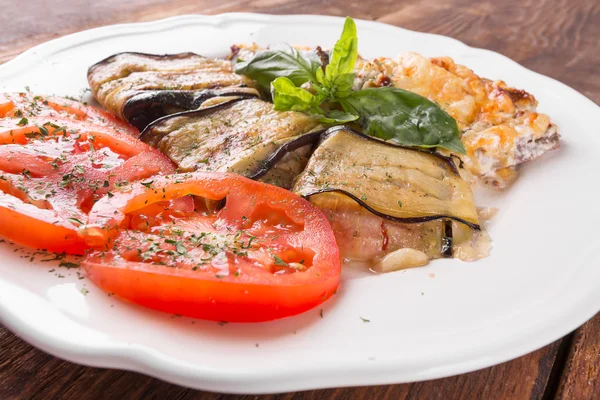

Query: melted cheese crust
[[353, 53, 559, 188]]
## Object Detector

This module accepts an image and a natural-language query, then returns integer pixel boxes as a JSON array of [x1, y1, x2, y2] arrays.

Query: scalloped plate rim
[[0, 13, 599, 394]]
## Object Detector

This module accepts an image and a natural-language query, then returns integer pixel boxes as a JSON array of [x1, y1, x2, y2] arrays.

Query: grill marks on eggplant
[[122, 87, 260, 131], [87, 52, 260, 130], [140, 98, 323, 189], [293, 127, 481, 229], [291, 127, 488, 269]]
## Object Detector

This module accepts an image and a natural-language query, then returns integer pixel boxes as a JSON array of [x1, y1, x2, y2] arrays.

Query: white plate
[[0, 13, 599, 394]]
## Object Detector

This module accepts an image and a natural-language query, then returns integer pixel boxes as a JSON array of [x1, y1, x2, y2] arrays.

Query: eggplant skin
[[87, 52, 258, 127], [293, 127, 487, 268], [293, 126, 481, 229], [311, 191, 445, 260], [312, 191, 490, 269], [122, 87, 260, 131], [140, 98, 323, 187]]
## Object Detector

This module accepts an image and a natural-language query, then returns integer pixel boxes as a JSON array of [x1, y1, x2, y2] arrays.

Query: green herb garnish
[[59, 261, 80, 269], [273, 255, 288, 267], [235, 17, 464, 153]]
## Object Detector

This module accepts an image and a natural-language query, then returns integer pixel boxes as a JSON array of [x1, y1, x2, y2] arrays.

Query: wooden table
[[1, 0, 599, 398]]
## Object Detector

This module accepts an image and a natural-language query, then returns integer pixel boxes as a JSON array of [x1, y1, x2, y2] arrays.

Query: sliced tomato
[[0, 192, 86, 254], [0, 95, 14, 117], [0, 92, 138, 137], [0, 94, 178, 254], [80, 173, 341, 322]]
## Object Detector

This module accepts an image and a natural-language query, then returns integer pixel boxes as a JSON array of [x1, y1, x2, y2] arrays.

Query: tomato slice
[[0, 94, 177, 254], [80, 173, 341, 322], [0, 92, 138, 137], [0, 193, 86, 254]]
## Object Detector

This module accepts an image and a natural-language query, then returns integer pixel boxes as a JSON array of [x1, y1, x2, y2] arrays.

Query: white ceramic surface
[[0, 13, 599, 394]]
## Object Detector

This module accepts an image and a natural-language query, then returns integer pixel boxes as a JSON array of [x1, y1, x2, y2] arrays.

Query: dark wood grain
[[2, 0, 599, 103], [0, 326, 562, 400], [378, 0, 600, 104], [556, 316, 600, 399], [0, 0, 599, 399]]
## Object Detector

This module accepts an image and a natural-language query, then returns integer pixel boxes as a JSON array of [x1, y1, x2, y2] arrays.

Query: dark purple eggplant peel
[[122, 87, 259, 131], [87, 52, 259, 131], [139, 97, 324, 189], [291, 127, 487, 265], [293, 126, 481, 230]]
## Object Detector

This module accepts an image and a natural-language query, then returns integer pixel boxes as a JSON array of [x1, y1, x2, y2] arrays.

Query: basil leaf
[[271, 77, 320, 114], [235, 44, 321, 91], [319, 110, 358, 124], [325, 17, 358, 81], [341, 87, 466, 153]]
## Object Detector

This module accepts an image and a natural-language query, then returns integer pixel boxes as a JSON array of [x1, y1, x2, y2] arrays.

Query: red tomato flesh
[[0, 93, 176, 253], [80, 173, 341, 322], [0, 92, 138, 137]]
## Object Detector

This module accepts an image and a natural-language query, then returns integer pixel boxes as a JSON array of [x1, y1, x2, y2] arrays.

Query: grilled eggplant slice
[[88, 52, 259, 130], [122, 87, 260, 131], [293, 127, 488, 269], [294, 127, 480, 228], [140, 98, 323, 188]]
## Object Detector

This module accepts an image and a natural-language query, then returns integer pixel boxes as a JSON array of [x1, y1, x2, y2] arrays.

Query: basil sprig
[[235, 17, 465, 153], [314, 16, 358, 101]]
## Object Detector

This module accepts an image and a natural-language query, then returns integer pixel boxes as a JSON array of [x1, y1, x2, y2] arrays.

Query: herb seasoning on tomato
[[80, 172, 341, 322], [0, 93, 176, 254]]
